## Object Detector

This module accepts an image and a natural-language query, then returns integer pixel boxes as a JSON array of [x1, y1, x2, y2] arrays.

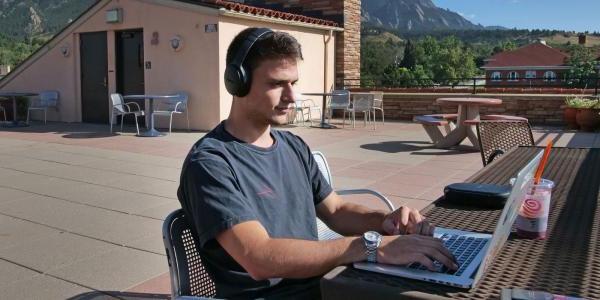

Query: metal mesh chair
[[370, 91, 385, 126], [27, 90, 59, 124], [152, 91, 190, 134], [348, 93, 375, 129], [162, 152, 395, 299], [110, 93, 145, 135], [476, 120, 535, 166], [327, 90, 351, 127]]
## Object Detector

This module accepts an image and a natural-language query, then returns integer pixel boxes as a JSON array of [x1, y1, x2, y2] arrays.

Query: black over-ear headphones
[[224, 28, 274, 97]]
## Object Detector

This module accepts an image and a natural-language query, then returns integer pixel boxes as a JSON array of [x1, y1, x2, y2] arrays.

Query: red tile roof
[[191, 0, 339, 27], [482, 43, 570, 68]]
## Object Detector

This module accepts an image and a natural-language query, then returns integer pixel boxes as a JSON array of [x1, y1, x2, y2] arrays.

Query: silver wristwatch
[[362, 231, 382, 263]]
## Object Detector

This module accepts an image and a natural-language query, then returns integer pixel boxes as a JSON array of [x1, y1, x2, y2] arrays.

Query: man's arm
[[315, 191, 433, 236], [216, 220, 456, 281]]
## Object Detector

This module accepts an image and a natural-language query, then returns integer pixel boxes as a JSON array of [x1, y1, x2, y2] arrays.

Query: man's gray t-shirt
[[177, 121, 333, 299]]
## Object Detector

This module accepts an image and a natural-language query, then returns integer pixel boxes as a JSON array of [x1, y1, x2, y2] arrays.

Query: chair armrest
[[173, 101, 184, 112], [486, 149, 505, 165], [336, 189, 395, 211], [124, 102, 142, 112]]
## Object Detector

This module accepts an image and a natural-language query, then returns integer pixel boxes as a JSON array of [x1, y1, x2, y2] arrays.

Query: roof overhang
[[217, 8, 343, 32], [482, 66, 572, 70]]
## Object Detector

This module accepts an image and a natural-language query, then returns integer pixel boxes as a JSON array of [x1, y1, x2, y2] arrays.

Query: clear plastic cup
[[515, 179, 554, 239]]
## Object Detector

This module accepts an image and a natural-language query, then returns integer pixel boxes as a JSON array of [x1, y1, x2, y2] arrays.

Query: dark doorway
[[116, 29, 145, 105], [80, 31, 109, 123]]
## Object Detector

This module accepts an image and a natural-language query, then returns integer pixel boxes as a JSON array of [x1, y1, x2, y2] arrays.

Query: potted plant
[[564, 96, 583, 129], [575, 98, 600, 132]]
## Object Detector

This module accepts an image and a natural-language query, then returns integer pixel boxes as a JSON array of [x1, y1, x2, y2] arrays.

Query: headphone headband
[[225, 27, 274, 97], [230, 28, 273, 72]]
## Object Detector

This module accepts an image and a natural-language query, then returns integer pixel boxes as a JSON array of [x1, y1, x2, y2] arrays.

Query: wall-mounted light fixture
[[60, 44, 70, 57], [106, 8, 122, 23], [170, 35, 183, 52]]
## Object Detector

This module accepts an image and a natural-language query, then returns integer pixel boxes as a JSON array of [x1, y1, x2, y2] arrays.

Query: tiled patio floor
[[0, 120, 598, 299]]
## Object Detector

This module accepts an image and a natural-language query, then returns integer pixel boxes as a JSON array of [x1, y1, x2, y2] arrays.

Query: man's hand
[[378, 235, 458, 271], [382, 206, 435, 236]]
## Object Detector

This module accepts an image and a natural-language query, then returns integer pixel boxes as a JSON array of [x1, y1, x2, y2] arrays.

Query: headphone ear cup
[[235, 65, 251, 97], [225, 64, 243, 96]]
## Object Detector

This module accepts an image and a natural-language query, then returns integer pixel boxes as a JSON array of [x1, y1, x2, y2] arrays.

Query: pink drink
[[516, 179, 554, 239]]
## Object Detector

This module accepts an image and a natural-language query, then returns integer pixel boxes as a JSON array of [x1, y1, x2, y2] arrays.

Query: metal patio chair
[[292, 93, 321, 126], [327, 90, 351, 127], [152, 91, 190, 134], [347, 93, 375, 129], [162, 151, 394, 299], [370, 91, 385, 126], [110, 93, 145, 135], [26, 90, 59, 124], [476, 120, 535, 166]]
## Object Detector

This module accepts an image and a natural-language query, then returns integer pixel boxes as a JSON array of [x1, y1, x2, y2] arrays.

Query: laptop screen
[[471, 150, 543, 283]]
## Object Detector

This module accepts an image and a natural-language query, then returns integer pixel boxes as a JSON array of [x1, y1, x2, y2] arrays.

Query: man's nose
[[282, 85, 295, 103]]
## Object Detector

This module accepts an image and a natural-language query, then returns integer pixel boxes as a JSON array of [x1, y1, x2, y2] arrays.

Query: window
[[544, 71, 557, 82], [508, 71, 519, 81], [525, 71, 536, 79], [491, 72, 502, 81]]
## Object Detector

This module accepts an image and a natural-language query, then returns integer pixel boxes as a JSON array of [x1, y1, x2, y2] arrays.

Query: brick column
[[336, 0, 361, 89]]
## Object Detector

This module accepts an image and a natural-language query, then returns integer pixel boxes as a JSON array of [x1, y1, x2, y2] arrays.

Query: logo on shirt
[[256, 184, 275, 198]]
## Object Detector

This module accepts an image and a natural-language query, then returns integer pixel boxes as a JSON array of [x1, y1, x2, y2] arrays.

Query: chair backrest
[[110, 93, 127, 114], [329, 90, 350, 109], [163, 209, 217, 299], [159, 92, 189, 112], [370, 91, 384, 108], [476, 120, 535, 166], [39, 90, 59, 107], [312, 151, 333, 187], [351, 93, 374, 111]]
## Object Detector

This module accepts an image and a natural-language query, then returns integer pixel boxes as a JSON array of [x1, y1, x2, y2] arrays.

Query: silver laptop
[[354, 150, 543, 289]]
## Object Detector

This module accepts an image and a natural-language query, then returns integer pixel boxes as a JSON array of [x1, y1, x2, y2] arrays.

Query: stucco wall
[[218, 18, 336, 121], [380, 93, 571, 125], [0, 0, 337, 131]]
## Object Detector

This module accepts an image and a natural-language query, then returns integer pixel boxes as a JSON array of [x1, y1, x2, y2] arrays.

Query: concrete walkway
[[0, 120, 598, 299]]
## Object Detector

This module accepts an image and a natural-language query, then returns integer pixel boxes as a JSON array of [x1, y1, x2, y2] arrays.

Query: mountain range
[[0, 0, 499, 40]]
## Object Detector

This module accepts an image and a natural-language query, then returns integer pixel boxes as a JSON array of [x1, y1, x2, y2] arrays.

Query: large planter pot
[[576, 108, 600, 132], [563, 107, 579, 129]]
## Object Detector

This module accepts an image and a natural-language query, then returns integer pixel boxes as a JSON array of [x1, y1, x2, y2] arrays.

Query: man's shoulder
[[272, 129, 306, 147]]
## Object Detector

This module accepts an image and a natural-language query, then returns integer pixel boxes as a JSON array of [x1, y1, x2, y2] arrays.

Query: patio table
[[0, 92, 38, 127], [321, 146, 600, 299], [123, 94, 179, 137], [434, 97, 502, 150], [302, 91, 348, 129]]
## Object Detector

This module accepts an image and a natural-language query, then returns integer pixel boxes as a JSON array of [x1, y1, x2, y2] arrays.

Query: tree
[[382, 65, 413, 87], [399, 39, 416, 70], [566, 45, 597, 87]]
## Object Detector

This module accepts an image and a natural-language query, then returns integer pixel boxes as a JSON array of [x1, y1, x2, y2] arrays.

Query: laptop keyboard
[[407, 233, 487, 276]]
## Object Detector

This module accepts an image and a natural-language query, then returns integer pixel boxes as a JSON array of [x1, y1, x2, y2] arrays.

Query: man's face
[[241, 57, 298, 126]]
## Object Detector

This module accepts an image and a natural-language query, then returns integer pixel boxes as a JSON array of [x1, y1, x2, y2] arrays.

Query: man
[[177, 27, 457, 299]]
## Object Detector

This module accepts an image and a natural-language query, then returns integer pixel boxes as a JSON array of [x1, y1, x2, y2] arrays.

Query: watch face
[[364, 231, 380, 243]]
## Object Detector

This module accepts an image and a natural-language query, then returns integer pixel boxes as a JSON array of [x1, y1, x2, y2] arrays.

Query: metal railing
[[342, 76, 600, 95]]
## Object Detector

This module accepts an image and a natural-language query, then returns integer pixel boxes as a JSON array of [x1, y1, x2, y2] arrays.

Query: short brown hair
[[226, 28, 303, 74]]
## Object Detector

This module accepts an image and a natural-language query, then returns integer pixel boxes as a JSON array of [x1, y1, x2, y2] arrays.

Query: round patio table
[[0, 92, 38, 127], [435, 97, 502, 149], [302, 91, 348, 129], [123, 94, 180, 137]]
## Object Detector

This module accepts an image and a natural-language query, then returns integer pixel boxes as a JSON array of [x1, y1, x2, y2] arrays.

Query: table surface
[[321, 147, 600, 300], [302, 92, 347, 96], [123, 94, 179, 99], [436, 97, 502, 105]]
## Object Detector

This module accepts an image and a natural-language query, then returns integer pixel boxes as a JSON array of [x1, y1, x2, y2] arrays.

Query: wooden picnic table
[[433, 97, 502, 150], [321, 147, 600, 300]]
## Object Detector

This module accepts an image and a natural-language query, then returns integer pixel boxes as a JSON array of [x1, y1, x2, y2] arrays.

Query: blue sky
[[432, 0, 600, 32]]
